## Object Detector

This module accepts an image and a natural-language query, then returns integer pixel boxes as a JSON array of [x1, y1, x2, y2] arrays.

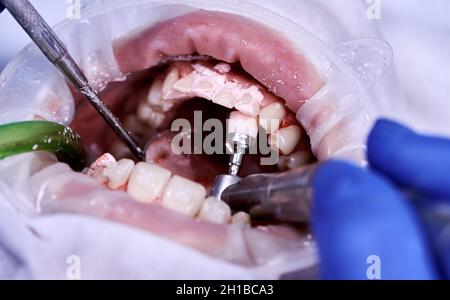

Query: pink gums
[[114, 10, 325, 112]]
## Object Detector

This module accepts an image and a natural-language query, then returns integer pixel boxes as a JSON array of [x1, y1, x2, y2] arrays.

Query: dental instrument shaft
[[1, 0, 144, 160], [226, 132, 253, 176], [209, 132, 254, 199]]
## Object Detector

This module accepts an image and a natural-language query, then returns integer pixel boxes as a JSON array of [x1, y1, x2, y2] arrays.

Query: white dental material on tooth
[[85, 153, 117, 184], [212, 82, 238, 108], [213, 62, 231, 74], [231, 211, 251, 226], [197, 197, 232, 224], [161, 175, 206, 217], [277, 151, 313, 171], [228, 111, 258, 139], [192, 79, 216, 99], [234, 86, 263, 116], [270, 125, 302, 155], [192, 63, 219, 77], [172, 74, 196, 93], [104, 159, 135, 190], [162, 67, 179, 99], [259, 102, 285, 134], [127, 162, 172, 203]]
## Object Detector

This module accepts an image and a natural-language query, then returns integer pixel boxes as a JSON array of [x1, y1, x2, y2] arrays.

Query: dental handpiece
[[1, 0, 144, 160], [221, 163, 450, 272], [221, 164, 317, 223], [209, 132, 255, 199], [222, 160, 450, 259]]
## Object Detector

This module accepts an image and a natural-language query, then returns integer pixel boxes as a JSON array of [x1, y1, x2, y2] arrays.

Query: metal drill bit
[[1, 0, 144, 160], [225, 132, 254, 176]]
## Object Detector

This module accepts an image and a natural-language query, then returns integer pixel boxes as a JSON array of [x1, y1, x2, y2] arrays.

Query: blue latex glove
[[312, 119, 450, 279]]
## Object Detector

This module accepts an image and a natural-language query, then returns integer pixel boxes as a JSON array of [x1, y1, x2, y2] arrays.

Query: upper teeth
[[270, 125, 302, 155], [259, 102, 285, 134], [228, 111, 259, 139]]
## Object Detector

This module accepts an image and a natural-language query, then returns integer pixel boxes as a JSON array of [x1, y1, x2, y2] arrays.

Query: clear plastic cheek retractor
[[0, 0, 145, 160]]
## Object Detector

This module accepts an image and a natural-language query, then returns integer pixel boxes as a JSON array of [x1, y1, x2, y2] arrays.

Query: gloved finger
[[312, 160, 439, 280], [368, 119, 450, 198]]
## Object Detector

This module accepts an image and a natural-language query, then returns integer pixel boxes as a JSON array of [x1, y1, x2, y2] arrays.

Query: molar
[[147, 79, 164, 106], [162, 67, 179, 99]]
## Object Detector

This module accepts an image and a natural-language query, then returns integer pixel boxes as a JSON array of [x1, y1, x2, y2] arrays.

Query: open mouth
[[0, 7, 374, 276], [57, 10, 325, 267]]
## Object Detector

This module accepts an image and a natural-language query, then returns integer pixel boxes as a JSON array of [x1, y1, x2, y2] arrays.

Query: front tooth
[[173, 74, 196, 93], [212, 83, 237, 108], [192, 79, 215, 100], [127, 162, 172, 203], [162, 67, 179, 99], [197, 197, 232, 224], [228, 111, 258, 139], [161, 175, 206, 217], [234, 87, 263, 116], [104, 159, 135, 190], [231, 212, 251, 226], [259, 102, 285, 134], [270, 125, 302, 155]]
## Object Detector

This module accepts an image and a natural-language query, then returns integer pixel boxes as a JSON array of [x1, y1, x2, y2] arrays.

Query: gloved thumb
[[368, 119, 450, 198]]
